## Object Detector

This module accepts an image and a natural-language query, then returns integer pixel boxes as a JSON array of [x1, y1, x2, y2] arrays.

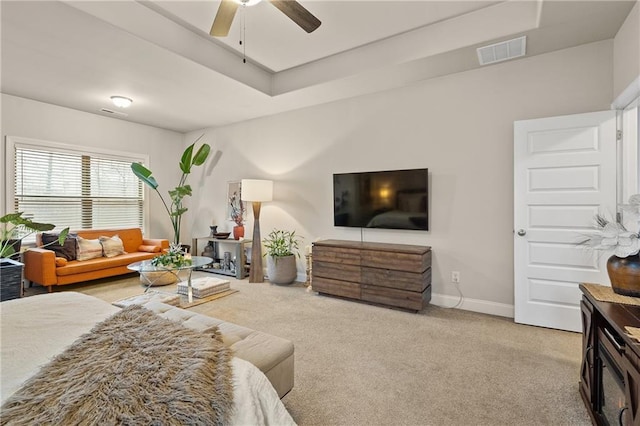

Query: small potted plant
[[1, 212, 68, 300], [262, 229, 302, 285], [151, 242, 192, 269], [140, 242, 192, 286], [229, 190, 245, 239]]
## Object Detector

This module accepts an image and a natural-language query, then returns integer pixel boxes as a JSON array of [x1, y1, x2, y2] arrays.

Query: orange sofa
[[24, 228, 169, 292]]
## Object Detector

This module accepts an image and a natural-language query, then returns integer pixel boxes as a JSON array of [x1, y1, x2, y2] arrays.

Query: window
[[9, 138, 146, 235]]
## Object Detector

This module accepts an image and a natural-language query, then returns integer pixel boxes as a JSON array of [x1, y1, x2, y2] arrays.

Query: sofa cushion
[[76, 237, 103, 261], [77, 228, 144, 253], [41, 232, 78, 261], [99, 235, 126, 258], [56, 252, 156, 276], [138, 244, 161, 253]]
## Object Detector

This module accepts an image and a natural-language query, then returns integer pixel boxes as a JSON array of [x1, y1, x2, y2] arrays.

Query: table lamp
[[241, 179, 273, 283]]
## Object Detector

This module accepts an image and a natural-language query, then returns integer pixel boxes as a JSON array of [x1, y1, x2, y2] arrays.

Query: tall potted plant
[[263, 229, 302, 285], [1, 212, 68, 300], [131, 136, 210, 247]]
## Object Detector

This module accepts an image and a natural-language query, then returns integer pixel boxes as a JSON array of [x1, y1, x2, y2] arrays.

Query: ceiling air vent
[[477, 36, 526, 66], [100, 108, 128, 117]]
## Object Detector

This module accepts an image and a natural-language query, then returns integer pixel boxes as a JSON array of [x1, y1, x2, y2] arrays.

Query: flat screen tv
[[333, 168, 428, 230]]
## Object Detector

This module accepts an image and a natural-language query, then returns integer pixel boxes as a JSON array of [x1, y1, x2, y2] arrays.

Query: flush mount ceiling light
[[110, 96, 133, 108], [234, 0, 262, 6]]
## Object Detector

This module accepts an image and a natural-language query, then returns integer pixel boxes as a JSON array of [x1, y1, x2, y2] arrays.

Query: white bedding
[[0, 292, 295, 425]]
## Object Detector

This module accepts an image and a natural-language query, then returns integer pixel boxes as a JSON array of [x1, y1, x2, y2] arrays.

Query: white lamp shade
[[241, 179, 273, 202]]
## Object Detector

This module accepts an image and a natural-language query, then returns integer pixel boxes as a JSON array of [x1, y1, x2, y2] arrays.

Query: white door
[[514, 111, 617, 332]]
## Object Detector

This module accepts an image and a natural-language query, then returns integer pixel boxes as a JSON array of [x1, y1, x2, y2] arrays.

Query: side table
[[191, 236, 251, 280]]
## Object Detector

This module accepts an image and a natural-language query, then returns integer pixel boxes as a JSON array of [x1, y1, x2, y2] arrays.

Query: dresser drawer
[[313, 245, 361, 266], [361, 267, 430, 292], [313, 261, 360, 283], [313, 277, 361, 299], [360, 250, 430, 273], [361, 284, 430, 311]]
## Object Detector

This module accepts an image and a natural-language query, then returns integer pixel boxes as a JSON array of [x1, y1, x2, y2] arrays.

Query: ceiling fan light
[[110, 96, 133, 108], [234, 0, 262, 6]]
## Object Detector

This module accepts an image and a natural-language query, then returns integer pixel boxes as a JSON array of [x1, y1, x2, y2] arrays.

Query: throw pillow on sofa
[[99, 235, 127, 258], [138, 245, 161, 253], [41, 232, 78, 261], [76, 237, 103, 261]]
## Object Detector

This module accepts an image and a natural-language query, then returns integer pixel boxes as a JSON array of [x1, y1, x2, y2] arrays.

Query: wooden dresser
[[579, 284, 640, 425], [312, 239, 432, 311]]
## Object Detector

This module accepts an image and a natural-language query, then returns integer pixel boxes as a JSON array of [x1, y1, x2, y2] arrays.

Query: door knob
[[517, 229, 526, 236]]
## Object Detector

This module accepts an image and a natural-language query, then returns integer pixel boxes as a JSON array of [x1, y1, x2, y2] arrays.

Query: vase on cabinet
[[607, 254, 640, 297], [233, 225, 244, 240]]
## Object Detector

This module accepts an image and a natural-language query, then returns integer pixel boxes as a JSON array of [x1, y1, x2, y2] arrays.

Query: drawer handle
[[585, 344, 593, 358], [618, 406, 627, 426], [603, 327, 625, 353]]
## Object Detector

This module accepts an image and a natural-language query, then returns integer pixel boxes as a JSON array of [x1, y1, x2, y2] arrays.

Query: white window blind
[[14, 146, 143, 233]]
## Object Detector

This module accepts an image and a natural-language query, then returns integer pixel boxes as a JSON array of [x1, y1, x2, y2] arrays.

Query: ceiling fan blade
[[269, 0, 321, 33], [210, 0, 239, 37]]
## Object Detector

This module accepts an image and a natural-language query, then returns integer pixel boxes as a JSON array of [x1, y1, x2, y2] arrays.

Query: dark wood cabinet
[[581, 297, 596, 406], [312, 240, 431, 311], [579, 284, 640, 425]]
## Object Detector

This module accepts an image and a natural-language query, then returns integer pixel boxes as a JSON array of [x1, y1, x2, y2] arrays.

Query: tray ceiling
[[0, 1, 635, 132]]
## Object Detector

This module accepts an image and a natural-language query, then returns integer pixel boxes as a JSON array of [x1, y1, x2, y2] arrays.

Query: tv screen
[[333, 168, 428, 230]]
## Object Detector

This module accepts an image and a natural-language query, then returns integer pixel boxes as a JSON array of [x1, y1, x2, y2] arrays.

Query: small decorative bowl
[[214, 232, 231, 240]]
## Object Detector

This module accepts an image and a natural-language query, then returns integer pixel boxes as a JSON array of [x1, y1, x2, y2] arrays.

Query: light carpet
[[26, 273, 590, 425]]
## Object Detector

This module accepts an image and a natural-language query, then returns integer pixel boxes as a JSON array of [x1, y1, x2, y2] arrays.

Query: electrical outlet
[[451, 271, 460, 283]]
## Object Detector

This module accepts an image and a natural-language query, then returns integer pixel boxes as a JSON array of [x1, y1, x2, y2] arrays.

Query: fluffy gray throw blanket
[[1, 305, 234, 425]]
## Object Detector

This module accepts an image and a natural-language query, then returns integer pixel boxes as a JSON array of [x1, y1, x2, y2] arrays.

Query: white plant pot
[[266, 255, 297, 285]]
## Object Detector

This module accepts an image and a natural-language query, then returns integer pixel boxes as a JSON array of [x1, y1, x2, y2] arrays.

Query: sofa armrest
[[23, 248, 58, 285], [141, 238, 169, 251]]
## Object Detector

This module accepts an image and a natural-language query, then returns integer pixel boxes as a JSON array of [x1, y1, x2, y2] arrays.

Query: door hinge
[[617, 130, 623, 141]]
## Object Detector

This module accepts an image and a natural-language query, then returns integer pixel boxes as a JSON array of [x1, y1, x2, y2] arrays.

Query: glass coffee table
[[127, 256, 213, 303]]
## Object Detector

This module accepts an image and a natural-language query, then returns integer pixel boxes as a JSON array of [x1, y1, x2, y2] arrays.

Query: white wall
[[613, 1, 639, 102], [1, 94, 183, 240], [185, 40, 613, 315]]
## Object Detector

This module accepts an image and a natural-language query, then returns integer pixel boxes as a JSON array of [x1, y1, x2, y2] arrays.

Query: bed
[[0, 292, 295, 425]]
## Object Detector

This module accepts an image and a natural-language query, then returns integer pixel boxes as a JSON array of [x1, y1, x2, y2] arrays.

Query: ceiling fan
[[210, 0, 321, 37]]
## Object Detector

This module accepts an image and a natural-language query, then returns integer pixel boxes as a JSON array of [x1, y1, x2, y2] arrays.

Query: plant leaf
[[21, 221, 55, 232], [180, 143, 195, 174], [192, 144, 211, 166], [0, 212, 24, 223], [131, 163, 158, 189], [170, 208, 188, 217], [0, 245, 16, 258], [57, 228, 70, 245], [2, 212, 56, 232], [168, 186, 192, 204]]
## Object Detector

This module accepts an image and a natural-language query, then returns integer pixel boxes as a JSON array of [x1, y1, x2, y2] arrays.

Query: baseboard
[[430, 293, 514, 318]]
